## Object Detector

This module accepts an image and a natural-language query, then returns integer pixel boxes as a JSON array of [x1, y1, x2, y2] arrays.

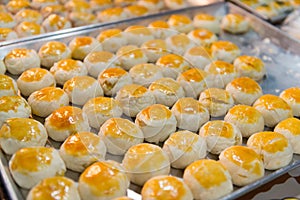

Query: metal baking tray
[[1, 1, 300, 200]]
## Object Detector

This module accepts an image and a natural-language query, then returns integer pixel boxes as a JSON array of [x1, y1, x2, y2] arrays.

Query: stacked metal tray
[[1, 1, 300, 200]]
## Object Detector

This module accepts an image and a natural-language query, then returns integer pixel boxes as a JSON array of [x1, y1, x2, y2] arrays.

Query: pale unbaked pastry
[[171, 98, 209, 132], [98, 117, 144, 155], [167, 14, 193, 33], [149, 78, 185, 107], [224, 105, 264, 138], [15, 9, 43, 24], [219, 146, 264, 186], [0, 74, 18, 97], [0, 96, 31, 127], [0, 118, 47, 155], [275, 118, 300, 154], [17, 68, 56, 97], [188, 29, 218, 47], [221, 14, 249, 34], [210, 40, 241, 63], [15, 21, 45, 38], [69, 36, 102, 60], [115, 84, 156, 117], [280, 87, 300, 117], [199, 88, 234, 117], [141, 39, 168, 63], [59, 131, 106, 172], [142, 175, 193, 200], [183, 159, 233, 200], [253, 94, 293, 127], [129, 63, 163, 87], [82, 97, 123, 129], [0, 12, 16, 28], [247, 131, 293, 170], [27, 176, 80, 200], [124, 5, 149, 18], [0, 28, 17, 42], [38, 41, 71, 69], [63, 76, 103, 106], [4, 48, 40, 75], [183, 46, 212, 70], [44, 106, 90, 142], [148, 20, 177, 39], [225, 77, 263, 105], [96, 28, 127, 53], [135, 104, 177, 144], [193, 13, 220, 34], [78, 161, 129, 200], [28, 87, 69, 117], [199, 120, 242, 155], [165, 34, 196, 55], [122, 143, 170, 186], [42, 14, 71, 32], [9, 147, 66, 189], [163, 130, 207, 169], [98, 7, 128, 22]]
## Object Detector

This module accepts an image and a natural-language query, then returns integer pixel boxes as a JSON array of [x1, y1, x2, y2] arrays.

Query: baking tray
[[1, 1, 300, 200]]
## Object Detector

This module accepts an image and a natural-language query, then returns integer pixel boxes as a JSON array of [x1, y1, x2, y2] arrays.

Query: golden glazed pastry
[[59, 131, 106, 172], [255, 4, 278, 18], [50, 59, 88, 85], [199, 88, 234, 117], [253, 94, 293, 127], [233, 55, 266, 81], [171, 98, 209, 132], [199, 120, 242, 155], [165, 33, 196, 55], [9, 147, 66, 189], [65, 0, 92, 13], [0, 96, 31, 127], [0, 28, 18, 41], [204, 60, 238, 88], [148, 20, 176, 39], [271, 1, 293, 14], [164, 0, 188, 9], [98, 67, 133, 96], [219, 146, 264, 186], [63, 76, 103, 106], [90, 0, 112, 12], [163, 130, 207, 169], [142, 175, 193, 200], [221, 13, 250, 34], [69, 36, 102, 60], [0, 118, 47, 155], [97, 28, 127, 53], [124, 25, 154, 47], [156, 54, 190, 79], [224, 105, 264, 138], [15, 9, 43, 24], [17, 68, 56, 97], [135, 104, 177, 144], [129, 63, 163, 87], [41, 4, 68, 18], [275, 118, 300, 154], [78, 161, 129, 200], [225, 77, 263, 105], [28, 87, 69, 117], [98, 117, 144, 155], [183, 46, 212, 69], [167, 14, 193, 33], [6, 0, 30, 14], [27, 176, 80, 200], [42, 14, 72, 32], [44, 106, 90, 142], [188, 29, 218, 47], [149, 77, 185, 107], [98, 7, 128, 22], [138, 0, 165, 12], [4, 48, 40, 75], [116, 45, 148, 70], [0, 74, 18, 97], [122, 143, 170, 186], [280, 87, 300, 117], [141, 39, 168, 63], [38, 41, 71, 69], [114, 0, 135, 6], [15, 21, 45, 38], [177, 68, 212, 99], [247, 131, 293, 170], [69, 12, 98, 27], [124, 5, 149, 18], [183, 159, 233, 200], [115, 84, 156, 117], [31, 0, 58, 9], [210, 40, 241, 63], [193, 13, 221, 34], [82, 97, 123, 129], [0, 12, 16, 28]]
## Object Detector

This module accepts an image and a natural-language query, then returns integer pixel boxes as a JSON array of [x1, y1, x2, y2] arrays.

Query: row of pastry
[[0, 0, 190, 41]]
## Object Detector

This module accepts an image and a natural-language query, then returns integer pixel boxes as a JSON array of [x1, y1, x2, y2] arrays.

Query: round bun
[[99, 117, 144, 155], [138, 0, 165, 12], [69, 36, 102, 60], [247, 131, 293, 170], [253, 94, 293, 127], [42, 14, 71, 32], [0, 74, 18, 97], [0, 12, 16, 28], [98, 7, 128, 22], [141, 39, 168, 63], [9, 147, 66, 189], [15, 9, 43, 24], [82, 97, 122, 129], [6, 0, 30, 14], [193, 13, 220, 34], [27, 176, 80, 200], [183, 46, 212, 70], [142, 175, 193, 200], [210, 40, 241, 63], [96, 28, 127, 53], [135, 104, 177, 144], [164, 0, 187, 10], [69, 12, 98, 27], [40, 4, 68, 18], [59, 131, 106, 172], [225, 77, 263, 105], [167, 14, 193, 33], [79, 161, 129, 200], [28, 87, 69, 117], [45, 106, 90, 141], [224, 105, 264, 137], [183, 159, 233, 200], [221, 14, 249, 34], [89, 0, 112, 12], [129, 63, 163, 87], [31, 0, 58, 9], [163, 130, 207, 169], [0, 118, 47, 155], [63, 76, 103, 106], [0, 28, 18, 42], [122, 143, 170, 186], [219, 146, 264, 186], [148, 20, 176, 39], [65, 0, 92, 13], [15, 21, 45, 38], [171, 98, 209, 132], [280, 87, 300, 117], [124, 5, 149, 18], [165, 34, 196, 55], [188, 29, 218, 47]]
